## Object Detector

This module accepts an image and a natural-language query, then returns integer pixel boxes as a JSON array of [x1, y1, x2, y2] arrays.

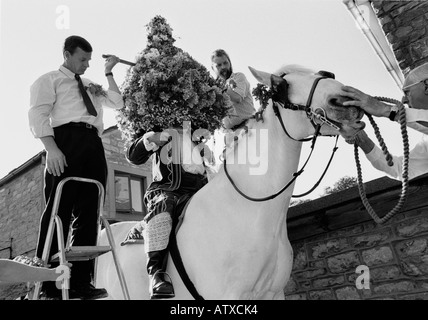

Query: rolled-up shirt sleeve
[[228, 73, 247, 99], [366, 135, 428, 181], [29, 76, 55, 138], [101, 89, 124, 110], [405, 108, 428, 135]]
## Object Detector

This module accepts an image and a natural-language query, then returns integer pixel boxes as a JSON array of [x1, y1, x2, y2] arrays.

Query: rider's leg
[[143, 211, 175, 299]]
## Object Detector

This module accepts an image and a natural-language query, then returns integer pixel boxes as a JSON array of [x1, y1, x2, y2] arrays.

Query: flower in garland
[[116, 15, 232, 146]]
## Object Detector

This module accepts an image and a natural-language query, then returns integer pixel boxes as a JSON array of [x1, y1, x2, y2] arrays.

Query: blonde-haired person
[[339, 62, 428, 181]]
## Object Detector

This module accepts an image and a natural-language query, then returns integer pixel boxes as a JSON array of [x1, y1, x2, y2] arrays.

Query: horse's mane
[[273, 64, 317, 76]]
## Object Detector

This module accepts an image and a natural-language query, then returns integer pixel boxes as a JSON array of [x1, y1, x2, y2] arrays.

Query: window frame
[[106, 163, 152, 221]]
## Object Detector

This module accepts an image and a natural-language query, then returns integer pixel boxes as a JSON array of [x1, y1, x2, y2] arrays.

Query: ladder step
[[50, 246, 111, 262]]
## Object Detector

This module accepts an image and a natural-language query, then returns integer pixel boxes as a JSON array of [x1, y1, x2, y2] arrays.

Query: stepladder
[[32, 177, 130, 300]]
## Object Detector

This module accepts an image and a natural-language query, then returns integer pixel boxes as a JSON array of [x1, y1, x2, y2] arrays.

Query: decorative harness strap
[[168, 197, 204, 300], [169, 227, 204, 300], [224, 73, 340, 202]]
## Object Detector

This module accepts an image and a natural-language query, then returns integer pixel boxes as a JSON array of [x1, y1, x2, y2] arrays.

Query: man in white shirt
[[28, 35, 123, 300], [211, 49, 256, 130], [209, 49, 256, 169], [339, 62, 428, 181]]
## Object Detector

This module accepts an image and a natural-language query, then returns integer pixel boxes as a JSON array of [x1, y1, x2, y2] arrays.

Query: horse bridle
[[223, 71, 341, 202]]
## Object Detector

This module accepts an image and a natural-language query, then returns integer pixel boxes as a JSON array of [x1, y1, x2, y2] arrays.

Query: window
[[114, 172, 146, 215]]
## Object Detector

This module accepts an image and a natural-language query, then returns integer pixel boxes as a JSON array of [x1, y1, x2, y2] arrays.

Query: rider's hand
[[147, 132, 169, 147]]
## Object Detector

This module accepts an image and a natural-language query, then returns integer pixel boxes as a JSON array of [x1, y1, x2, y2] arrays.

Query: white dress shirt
[[29, 65, 124, 138], [366, 108, 428, 180], [222, 72, 256, 129]]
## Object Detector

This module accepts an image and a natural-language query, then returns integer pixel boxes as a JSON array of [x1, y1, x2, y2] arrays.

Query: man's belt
[[58, 122, 98, 134]]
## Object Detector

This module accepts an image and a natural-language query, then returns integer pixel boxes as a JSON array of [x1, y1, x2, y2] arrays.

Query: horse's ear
[[248, 66, 271, 86]]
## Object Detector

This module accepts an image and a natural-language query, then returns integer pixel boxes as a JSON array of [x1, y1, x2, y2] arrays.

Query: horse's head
[[249, 65, 365, 140]]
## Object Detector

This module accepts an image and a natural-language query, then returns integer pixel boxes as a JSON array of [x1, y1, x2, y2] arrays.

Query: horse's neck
[[223, 107, 303, 209]]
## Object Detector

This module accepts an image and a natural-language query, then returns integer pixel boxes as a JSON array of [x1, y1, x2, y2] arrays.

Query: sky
[[0, 0, 421, 200]]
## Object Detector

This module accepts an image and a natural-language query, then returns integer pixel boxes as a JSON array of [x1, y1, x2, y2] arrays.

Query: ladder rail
[[54, 215, 69, 300], [33, 177, 71, 300], [32, 177, 130, 300]]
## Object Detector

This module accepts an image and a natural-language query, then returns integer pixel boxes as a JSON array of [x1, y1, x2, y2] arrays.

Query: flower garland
[[252, 83, 273, 109], [86, 83, 107, 97], [116, 16, 231, 145]]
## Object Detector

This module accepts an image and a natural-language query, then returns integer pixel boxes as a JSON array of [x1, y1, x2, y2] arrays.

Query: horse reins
[[224, 73, 340, 202], [353, 97, 409, 224]]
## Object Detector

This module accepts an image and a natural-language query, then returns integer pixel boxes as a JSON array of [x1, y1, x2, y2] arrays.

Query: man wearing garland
[[339, 62, 428, 181], [125, 128, 208, 299]]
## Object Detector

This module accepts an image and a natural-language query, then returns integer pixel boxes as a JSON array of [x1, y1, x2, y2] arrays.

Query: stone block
[[335, 286, 361, 300], [294, 268, 327, 281], [327, 251, 360, 274], [312, 275, 345, 289], [308, 238, 349, 260], [373, 281, 415, 295], [362, 246, 394, 266], [395, 217, 428, 237], [284, 292, 307, 300], [308, 289, 334, 300], [370, 265, 401, 281], [350, 228, 392, 248]]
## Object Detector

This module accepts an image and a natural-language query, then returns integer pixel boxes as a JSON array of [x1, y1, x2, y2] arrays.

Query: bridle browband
[[223, 71, 340, 201]]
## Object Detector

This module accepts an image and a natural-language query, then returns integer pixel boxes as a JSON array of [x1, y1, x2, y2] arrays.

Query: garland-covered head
[[116, 15, 231, 145]]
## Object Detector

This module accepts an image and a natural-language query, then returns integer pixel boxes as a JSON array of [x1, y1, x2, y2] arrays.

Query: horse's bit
[[224, 71, 340, 202]]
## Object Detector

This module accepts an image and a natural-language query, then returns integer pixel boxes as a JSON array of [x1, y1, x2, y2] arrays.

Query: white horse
[[95, 65, 365, 300]]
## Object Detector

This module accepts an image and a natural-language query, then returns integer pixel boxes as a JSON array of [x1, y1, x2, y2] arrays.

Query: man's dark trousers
[[35, 124, 107, 291]]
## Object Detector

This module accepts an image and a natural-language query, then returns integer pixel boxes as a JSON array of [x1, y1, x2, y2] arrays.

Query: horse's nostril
[[329, 96, 350, 107], [329, 98, 340, 106]]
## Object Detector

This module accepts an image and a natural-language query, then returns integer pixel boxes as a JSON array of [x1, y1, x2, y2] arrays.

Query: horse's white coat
[[95, 65, 364, 300]]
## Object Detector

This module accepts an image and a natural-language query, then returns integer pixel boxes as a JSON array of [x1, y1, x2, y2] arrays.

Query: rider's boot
[[146, 249, 175, 299]]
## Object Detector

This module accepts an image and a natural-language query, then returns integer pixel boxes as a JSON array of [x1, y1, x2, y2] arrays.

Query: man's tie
[[75, 74, 97, 116]]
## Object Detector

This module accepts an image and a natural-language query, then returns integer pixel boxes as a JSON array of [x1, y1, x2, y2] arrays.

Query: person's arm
[[29, 76, 67, 176], [354, 130, 428, 181], [225, 73, 248, 104], [126, 132, 169, 165], [40, 136, 68, 176], [0, 259, 70, 283], [104, 55, 121, 94], [405, 108, 428, 135], [96, 55, 124, 110], [353, 130, 403, 179]]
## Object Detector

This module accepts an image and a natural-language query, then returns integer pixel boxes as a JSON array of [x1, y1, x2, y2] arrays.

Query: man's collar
[[59, 65, 75, 79]]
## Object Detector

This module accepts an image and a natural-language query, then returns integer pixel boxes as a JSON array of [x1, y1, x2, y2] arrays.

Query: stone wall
[[0, 154, 44, 260], [0, 126, 151, 299], [371, 0, 428, 74], [285, 173, 428, 300], [102, 127, 152, 219]]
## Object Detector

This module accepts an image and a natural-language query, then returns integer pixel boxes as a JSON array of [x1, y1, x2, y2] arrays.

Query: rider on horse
[[124, 128, 208, 299]]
